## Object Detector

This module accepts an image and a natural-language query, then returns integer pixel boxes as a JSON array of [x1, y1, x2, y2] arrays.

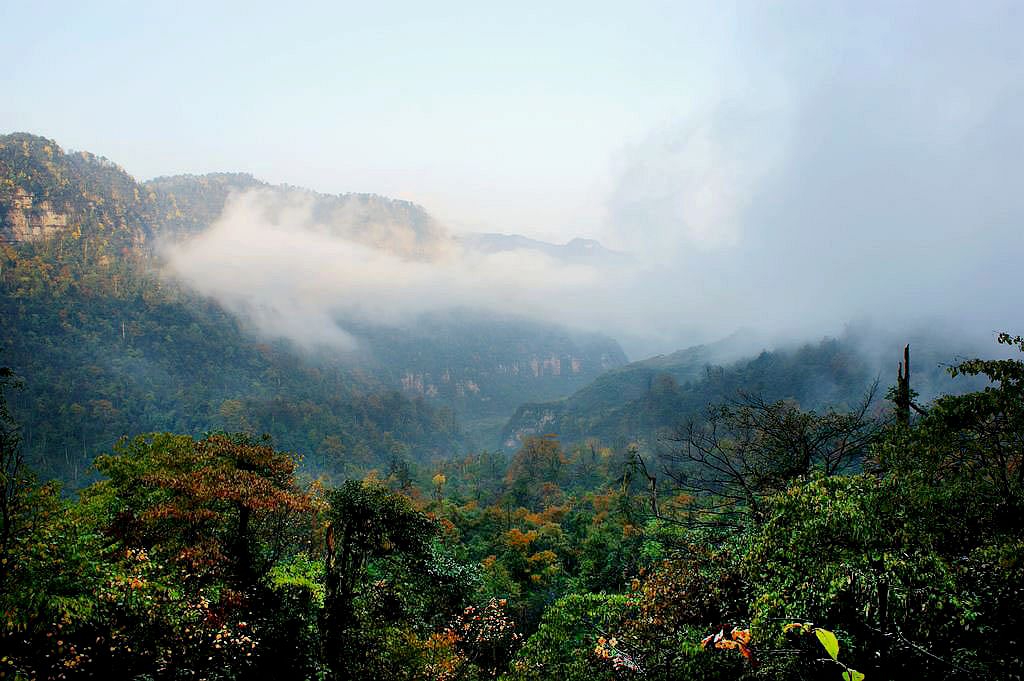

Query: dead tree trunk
[[895, 344, 911, 426]]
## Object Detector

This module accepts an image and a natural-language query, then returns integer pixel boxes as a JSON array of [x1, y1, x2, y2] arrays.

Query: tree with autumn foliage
[[86, 432, 313, 586], [72, 432, 317, 679]]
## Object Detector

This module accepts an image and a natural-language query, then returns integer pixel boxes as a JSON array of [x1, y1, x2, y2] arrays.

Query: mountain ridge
[[0, 131, 626, 482], [500, 331, 986, 451]]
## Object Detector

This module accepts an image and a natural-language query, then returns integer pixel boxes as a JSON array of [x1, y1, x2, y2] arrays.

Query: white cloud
[[163, 188, 606, 351]]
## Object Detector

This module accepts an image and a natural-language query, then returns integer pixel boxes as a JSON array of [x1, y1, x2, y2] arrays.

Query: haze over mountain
[[2, 130, 1014, 466], [3, 5, 1024, 680], [501, 325, 991, 451], [5, 3, 1022, 359], [0, 133, 626, 478], [160, 184, 631, 355]]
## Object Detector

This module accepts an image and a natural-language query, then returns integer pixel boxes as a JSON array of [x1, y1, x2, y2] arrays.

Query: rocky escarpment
[[0, 133, 150, 248], [0, 133, 452, 260], [0, 187, 69, 242], [347, 311, 628, 436]]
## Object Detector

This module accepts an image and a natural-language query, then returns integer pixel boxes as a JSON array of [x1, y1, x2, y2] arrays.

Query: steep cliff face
[[501, 404, 563, 448], [0, 187, 68, 241], [0, 133, 150, 247]]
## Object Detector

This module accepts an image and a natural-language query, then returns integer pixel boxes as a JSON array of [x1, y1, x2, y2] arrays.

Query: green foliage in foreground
[[1, 333, 1023, 680]]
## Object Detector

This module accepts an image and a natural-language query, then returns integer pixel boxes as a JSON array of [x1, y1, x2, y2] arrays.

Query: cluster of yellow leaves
[[504, 528, 538, 551]]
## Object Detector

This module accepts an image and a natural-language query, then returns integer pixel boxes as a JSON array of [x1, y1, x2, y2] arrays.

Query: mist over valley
[[2, 3, 1022, 680]]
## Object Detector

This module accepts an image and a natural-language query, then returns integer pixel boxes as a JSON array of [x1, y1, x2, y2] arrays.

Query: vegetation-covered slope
[[0, 136, 429, 481], [351, 310, 625, 443], [502, 333, 977, 450], [2, 332, 1021, 680], [1, 132, 629, 484]]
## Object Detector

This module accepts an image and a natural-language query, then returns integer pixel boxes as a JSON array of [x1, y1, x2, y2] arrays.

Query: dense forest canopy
[[5, 1, 1024, 678], [3, 126, 1023, 679], [2, 135, 1022, 679], [1, 130, 1021, 680], [3, 320, 1023, 679]]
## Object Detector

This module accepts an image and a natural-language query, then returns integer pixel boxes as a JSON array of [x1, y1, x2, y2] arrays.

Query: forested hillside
[[3, 325, 1022, 679], [2, 133, 1019, 681], [0, 135, 457, 483], [352, 310, 625, 444], [5, 3, 1022, 679], [502, 332, 981, 451], [0, 133, 622, 484]]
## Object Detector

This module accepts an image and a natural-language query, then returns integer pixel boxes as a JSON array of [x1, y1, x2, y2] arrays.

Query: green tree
[[506, 593, 632, 681], [321, 480, 438, 679], [0, 361, 27, 594], [660, 390, 880, 525], [746, 334, 1024, 680], [505, 435, 566, 507]]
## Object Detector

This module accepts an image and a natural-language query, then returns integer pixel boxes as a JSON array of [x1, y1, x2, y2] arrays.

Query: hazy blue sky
[[5, 1, 1024, 354], [6, 2, 1020, 243], [2, 1, 796, 239]]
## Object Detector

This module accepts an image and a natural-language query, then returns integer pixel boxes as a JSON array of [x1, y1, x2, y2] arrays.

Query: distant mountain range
[[0, 132, 626, 482], [500, 330, 986, 451], [1, 131, 996, 483], [458, 232, 629, 264]]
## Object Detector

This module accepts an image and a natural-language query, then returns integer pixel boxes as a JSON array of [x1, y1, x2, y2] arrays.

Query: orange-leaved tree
[[87, 432, 313, 586]]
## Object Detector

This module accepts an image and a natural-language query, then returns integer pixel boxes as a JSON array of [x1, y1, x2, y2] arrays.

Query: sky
[[4, 1, 1024, 357], [3, 0, 733, 239]]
